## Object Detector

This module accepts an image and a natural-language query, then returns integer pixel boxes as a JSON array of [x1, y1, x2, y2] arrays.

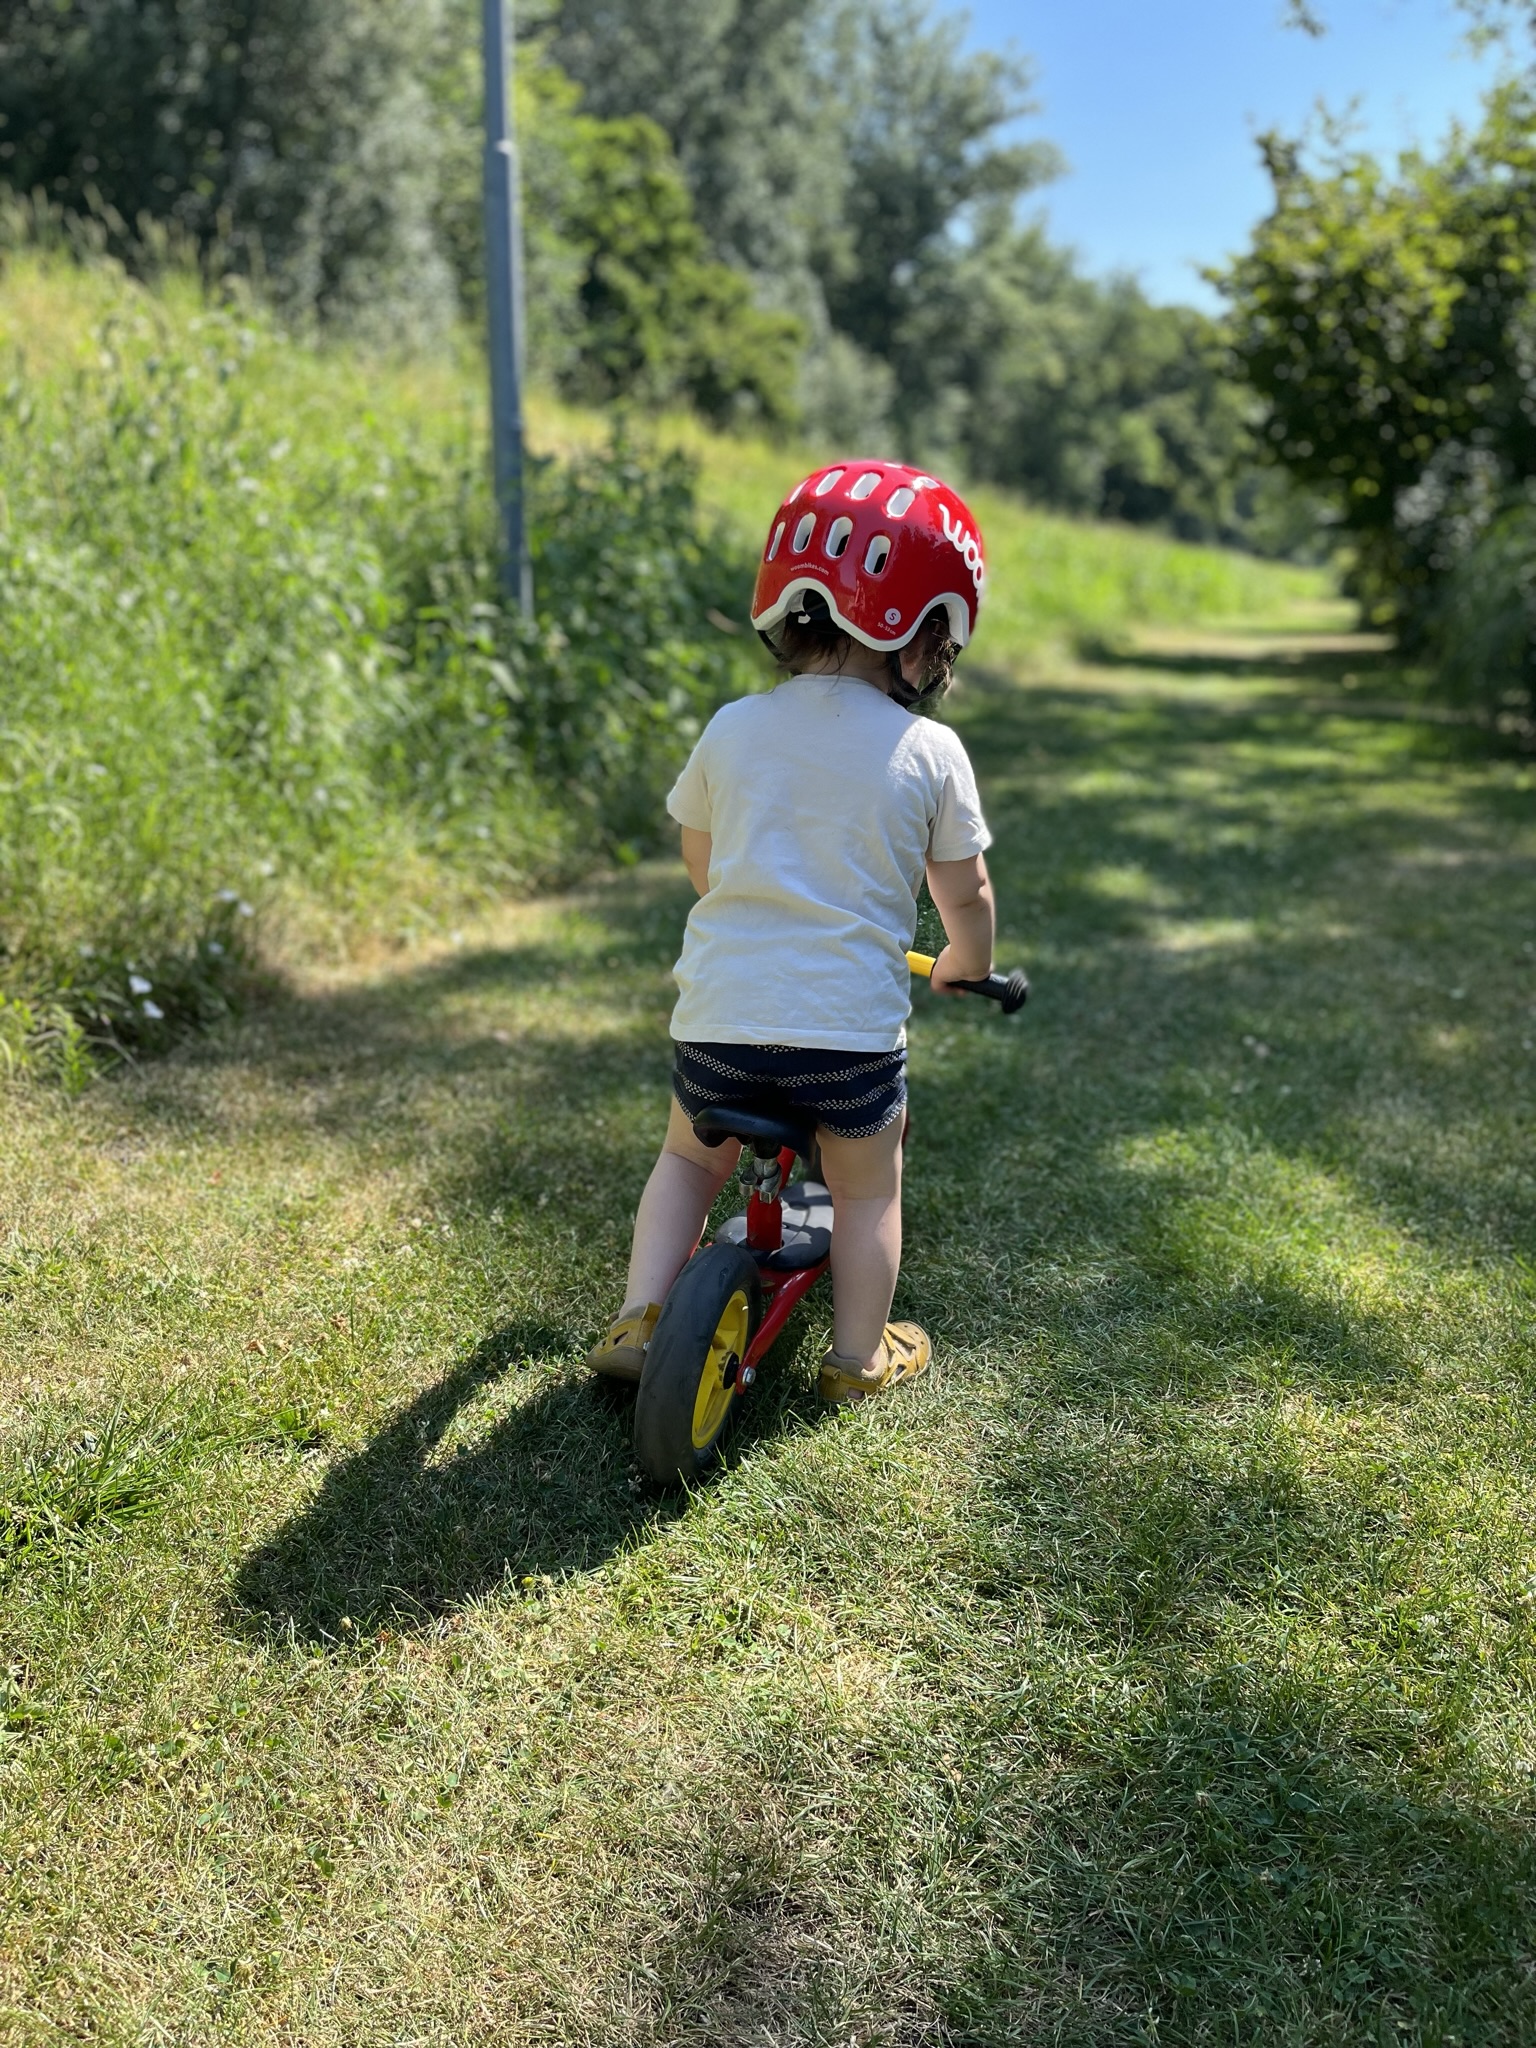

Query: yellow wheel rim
[[691, 1288, 751, 1450]]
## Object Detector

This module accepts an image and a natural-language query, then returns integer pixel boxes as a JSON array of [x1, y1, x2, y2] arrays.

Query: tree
[[1218, 87, 1536, 616], [558, 114, 803, 424], [811, 0, 1058, 443], [546, 0, 1058, 442], [425, 2, 803, 422], [0, 0, 1273, 537], [546, 0, 839, 290], [0, 0, 453, 339], [0, 0, 800, 419]]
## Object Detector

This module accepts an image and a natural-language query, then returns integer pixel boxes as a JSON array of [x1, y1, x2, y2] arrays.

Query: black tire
[[634, 1244, 764, 1488]]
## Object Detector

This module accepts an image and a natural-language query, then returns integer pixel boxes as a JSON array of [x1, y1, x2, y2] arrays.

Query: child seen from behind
[[586, 461, 997, 1402]]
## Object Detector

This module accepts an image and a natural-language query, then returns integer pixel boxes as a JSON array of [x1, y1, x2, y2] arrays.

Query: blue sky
[[955, 0, 1515, 306]]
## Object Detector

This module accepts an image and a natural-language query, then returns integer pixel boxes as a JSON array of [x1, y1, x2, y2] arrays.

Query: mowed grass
[[4, 619, 1536, 2045]]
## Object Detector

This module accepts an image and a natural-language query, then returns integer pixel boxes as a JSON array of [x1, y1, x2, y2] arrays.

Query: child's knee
[[817, 1120, 903, 1201]]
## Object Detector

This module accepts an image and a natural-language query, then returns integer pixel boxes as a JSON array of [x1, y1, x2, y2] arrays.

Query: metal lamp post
[[482, 0, 533, 616]]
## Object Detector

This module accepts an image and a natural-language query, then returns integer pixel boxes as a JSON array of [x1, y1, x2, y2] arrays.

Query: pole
[[482, 0, 533, 616]]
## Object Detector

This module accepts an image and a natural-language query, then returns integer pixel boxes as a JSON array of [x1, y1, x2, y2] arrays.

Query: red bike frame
[[686, 956, 1021, 1406], [735, 1146, 828, 1370]]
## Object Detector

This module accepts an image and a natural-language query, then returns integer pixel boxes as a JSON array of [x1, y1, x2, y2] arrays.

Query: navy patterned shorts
[[673, 1040, 907, 1141]]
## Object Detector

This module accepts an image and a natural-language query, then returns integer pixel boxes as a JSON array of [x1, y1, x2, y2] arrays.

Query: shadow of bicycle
[[226, 1317, 674, 1642], [226, 1298, 829, 1645]]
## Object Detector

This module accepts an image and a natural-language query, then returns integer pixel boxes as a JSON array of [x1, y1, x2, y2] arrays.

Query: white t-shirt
[[665, 673, 991, 1052]]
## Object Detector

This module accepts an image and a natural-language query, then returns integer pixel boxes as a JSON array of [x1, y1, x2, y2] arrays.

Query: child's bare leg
[[621, 1097, 740, 1312], [817, 1118, 905, 1369]]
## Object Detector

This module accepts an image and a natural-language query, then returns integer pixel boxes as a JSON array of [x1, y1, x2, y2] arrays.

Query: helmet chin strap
[[887, 657, 919, 708]]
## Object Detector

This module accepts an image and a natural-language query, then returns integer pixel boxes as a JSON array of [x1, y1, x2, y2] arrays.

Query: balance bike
[[631, 951, 1028, 1487]]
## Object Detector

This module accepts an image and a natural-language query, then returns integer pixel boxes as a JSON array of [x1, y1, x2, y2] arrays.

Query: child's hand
[[930, 944, 991, 996]]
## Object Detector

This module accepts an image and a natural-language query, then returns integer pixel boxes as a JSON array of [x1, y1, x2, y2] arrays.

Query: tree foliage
[[0, 0, 800, 420], [555, 115, 802, 424], [0, 0, 453, 340], [545, 0, 838, 289], [929, 222, 1265, 540], [546, 0, 1275, 544], [1221, 89, 1536, 624], [0, 0, 1286, 545], [811, 1, 1058, 436], [423, 7, 803, 423]]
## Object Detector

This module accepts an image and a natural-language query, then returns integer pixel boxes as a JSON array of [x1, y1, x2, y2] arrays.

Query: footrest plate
[[716, 1181, 832, 1271]]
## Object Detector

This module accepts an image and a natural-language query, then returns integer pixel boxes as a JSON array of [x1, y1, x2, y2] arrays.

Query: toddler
[[586, 461, 997, 1402]]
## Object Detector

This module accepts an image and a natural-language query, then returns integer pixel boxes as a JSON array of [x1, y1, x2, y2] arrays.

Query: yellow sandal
[[819, 1321, 931, 1404], [585, 1302, 661, 1383]]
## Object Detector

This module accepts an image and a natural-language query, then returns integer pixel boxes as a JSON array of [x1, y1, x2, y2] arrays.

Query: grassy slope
[[0, 254, 1322, 1036], [532, 399, 1327, 661], [1, 253, 1324, 667], [3, 610, 1536, 2042]]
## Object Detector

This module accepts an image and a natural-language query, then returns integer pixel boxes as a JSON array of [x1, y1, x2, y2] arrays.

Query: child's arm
[[925, 853, 995, 995], [681, 827, 712, 895]]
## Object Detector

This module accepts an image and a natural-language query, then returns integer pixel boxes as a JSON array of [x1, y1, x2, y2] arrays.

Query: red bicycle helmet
[[750, 460, 986, 652]]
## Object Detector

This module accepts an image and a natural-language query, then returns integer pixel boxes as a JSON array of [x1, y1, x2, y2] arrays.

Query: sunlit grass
[[3, 609, 1535, 2040]]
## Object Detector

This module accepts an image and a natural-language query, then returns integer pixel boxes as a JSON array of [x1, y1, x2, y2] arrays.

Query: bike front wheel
[[634, 1244, 764, 1488]]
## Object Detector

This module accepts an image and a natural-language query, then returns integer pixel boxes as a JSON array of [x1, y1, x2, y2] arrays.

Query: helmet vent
[[766, 521, 785, 562], [814, 468, 846, 496], [792, 512, 816, 553], [825, 516, 854, 559], [864, 535, 892, 575], [913, 476, 939, 490], [885, 487, 916, 517], [849, 472, 881, 501]]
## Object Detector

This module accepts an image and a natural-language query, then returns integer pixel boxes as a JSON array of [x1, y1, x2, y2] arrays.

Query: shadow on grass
[[225, 1271, 829, 1649], [939, 1674, 1536, 2043], [191, 648, 1536, 2033], [204, 649, 1528, 1645], [1081, 632, 1407, 687], [227, 1316, 677, 1641]]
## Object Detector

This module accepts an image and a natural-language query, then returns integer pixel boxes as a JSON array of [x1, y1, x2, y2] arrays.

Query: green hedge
[[0, 271, 756, 1061]]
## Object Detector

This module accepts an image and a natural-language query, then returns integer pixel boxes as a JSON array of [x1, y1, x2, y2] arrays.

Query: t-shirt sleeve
[[666, 727, 714, 831], [927, 733, 992, 861]]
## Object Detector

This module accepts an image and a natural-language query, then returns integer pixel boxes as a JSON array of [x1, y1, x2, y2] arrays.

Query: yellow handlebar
[[906, 950, 935, 979]]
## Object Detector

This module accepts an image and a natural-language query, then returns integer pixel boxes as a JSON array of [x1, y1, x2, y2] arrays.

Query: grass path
[[4, 619, 1536, 2045]]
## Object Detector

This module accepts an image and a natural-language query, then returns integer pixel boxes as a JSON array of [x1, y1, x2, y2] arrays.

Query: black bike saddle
[[692, 1105, 816, 1159]]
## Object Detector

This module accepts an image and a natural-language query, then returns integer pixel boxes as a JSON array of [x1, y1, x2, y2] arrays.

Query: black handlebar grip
[[953, 967, 1029, 1014]]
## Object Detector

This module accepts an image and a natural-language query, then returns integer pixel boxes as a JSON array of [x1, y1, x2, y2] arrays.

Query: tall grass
[[535, 403, 1330, 661], [0, 255, 754, 1052], [0, 252, 1327, 1062]]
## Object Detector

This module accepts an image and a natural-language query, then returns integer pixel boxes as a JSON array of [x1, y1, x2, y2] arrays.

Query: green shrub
[[377, 434, 758, 849], [0, 0, 453, 343], [0, 264, 759, 1045], [1429, 503, 1536, 725], [555, 115, 803, 428]]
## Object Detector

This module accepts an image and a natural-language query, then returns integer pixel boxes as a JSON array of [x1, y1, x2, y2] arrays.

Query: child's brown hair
[[763, 593, 961, 710]]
